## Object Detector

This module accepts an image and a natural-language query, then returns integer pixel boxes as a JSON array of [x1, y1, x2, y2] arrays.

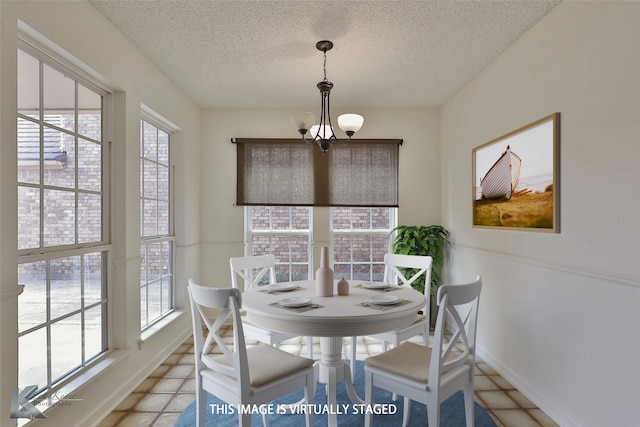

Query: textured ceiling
[[88, 0, 561, 109]]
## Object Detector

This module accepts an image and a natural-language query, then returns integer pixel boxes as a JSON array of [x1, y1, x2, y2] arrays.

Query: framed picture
[[472, 113, 560, 232]]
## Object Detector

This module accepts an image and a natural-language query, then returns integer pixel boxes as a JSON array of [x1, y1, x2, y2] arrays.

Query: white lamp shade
[[290, 112, 316, 132], [310, 124, 334, 140], [337, 114, 364, 133]]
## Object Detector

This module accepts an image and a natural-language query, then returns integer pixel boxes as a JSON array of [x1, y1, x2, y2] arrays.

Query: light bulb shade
[[310, 124, 334, 140], [290, 112, 316, 133], [337, 114, 364, 134]]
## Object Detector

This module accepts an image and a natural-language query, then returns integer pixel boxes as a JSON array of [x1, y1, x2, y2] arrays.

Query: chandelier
[[290, 40, 364, 154]]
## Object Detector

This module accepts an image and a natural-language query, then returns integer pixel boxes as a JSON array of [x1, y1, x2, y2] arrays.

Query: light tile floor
[[97, 329, 559, 427]]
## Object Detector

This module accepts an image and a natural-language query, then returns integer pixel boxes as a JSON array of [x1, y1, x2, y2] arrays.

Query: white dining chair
[[363, 276, 482, 427], [230, 254, 314, 359], [350, 253, 433, 373], [188, 280, 317, 427]]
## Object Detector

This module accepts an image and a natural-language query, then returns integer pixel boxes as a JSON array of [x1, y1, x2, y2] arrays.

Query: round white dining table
[[242, 279, 426, 427]]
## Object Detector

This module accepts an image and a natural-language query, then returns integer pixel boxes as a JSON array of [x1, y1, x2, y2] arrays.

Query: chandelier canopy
[[290, 40, 364, 154]]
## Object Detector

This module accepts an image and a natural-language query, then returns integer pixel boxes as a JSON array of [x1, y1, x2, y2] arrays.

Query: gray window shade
[[235, 138, 401, 207]]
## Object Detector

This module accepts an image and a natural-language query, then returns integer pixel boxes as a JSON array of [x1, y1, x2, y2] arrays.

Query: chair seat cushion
[[213, 343, 314, 387], [365, 341, 433, 382], [365, 341, 462, 384]]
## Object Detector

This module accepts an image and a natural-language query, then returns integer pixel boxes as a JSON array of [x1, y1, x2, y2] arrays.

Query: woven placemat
[[357, 299, 411, 311], [355, 284, 401, 292], [259, 286, 303, 295], [269, 301, 324, 313]]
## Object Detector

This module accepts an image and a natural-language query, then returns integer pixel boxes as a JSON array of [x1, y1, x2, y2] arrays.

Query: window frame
[[245, 206, 313, 282], [331, 207, 397, 282], [16, 38, 111, 402], [139, 110, 176, 331], [245, 206, 397, 283], [17, 41, 110, 255]]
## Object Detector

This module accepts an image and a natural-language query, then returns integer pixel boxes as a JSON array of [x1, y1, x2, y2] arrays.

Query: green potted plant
[[390, 225, 450, 296]]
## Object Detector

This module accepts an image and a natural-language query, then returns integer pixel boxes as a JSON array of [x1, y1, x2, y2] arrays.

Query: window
[[246, 206, 396, 282], [239, 139, 400, 283], [17, 45, 109, 399], [247, 206, 311, 282], [332, 207, 396, 281], [140, 117, 174, 329]]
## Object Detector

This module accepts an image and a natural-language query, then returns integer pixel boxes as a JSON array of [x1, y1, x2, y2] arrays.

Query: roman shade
[[235, 138, 402, 207]]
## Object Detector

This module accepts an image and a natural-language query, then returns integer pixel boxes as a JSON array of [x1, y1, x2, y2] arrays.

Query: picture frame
[[472, 113, 560, 232]]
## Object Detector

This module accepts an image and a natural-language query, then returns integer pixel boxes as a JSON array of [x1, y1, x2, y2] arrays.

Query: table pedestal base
[[316, 337, 364, 427]]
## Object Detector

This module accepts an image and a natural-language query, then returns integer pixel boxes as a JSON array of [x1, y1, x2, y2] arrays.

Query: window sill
[[23, 310, 187, 424], [139, 310, 185, 347], [23, 349, 130, 424]]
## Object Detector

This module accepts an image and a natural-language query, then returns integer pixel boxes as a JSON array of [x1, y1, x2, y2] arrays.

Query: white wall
[[441, 2, 640, 426], [198, 107, 441, 284], [0, 2, 200, 426]]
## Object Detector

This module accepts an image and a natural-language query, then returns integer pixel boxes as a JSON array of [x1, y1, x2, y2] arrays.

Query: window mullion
[[46, 261, 52, 390], [39, 59, 45, 250], [80, 255, 86, 364], [74, 79, 79, 245]]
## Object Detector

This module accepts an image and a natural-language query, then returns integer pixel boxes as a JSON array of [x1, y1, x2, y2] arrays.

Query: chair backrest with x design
[[187, 281, 253, 400], [384, 253, 433, 313], [384, 253, 433, 290], [230, 254, 277, 292], [429, 276, 482, 397]]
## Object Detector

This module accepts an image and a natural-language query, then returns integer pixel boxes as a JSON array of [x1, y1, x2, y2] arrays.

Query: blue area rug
[[175, 361, 496, 426]]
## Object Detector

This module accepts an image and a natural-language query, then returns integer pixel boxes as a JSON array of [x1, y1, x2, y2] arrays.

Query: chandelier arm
[[332, 137, 351, 145], [325, 92, 335, 139], [324, 91, 348, 144], [317, 92, 327, 140], [301, 134, 315, 145], [317, 94, 327, 152]]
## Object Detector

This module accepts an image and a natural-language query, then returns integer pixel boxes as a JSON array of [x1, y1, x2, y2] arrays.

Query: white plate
[[361, 282, 390, 289], [268, 283, 297, 292], [279, 297, 311, 308], [367, 295, 400, 305]]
